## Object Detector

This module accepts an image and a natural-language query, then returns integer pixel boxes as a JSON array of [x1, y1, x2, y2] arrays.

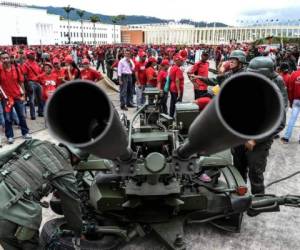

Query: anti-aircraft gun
[[41, 72, 300, 250]]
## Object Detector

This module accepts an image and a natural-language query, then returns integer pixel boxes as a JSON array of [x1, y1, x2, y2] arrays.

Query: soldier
[[232, 57, 288, 194], [0, 139, 87, 250]]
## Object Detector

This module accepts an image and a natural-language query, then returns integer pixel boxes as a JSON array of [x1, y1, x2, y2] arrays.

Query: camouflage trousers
[[231, 139, 273, 194], [0, 220, 40, 250]]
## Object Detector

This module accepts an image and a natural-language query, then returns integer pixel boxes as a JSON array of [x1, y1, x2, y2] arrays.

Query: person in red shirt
[[96, 48, 106, 73], [0, 52, 31, 144], [157, 59, 170, 114], [215, 47, 222, 69], [64, 55, 81, 82], [188, 51, 210, 99], [169, 54, 185, 117], [278, 62, 291, 89], [22, 50, 43, 119], [135, 52, 147, 108], [145, 57, 158, 87], [52, 58, 65, 87], [179, 48, 188, 61], [81, 58, 103, 82], [281, 67, 300, 144], [38, 63, 58, 103]]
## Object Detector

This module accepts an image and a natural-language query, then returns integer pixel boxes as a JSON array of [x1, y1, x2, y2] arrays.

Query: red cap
[[138, 51, 146, 57], [173, 54, 185, 62], [82, 58, 90, 64], [53, 58, 60, 64], [26, 50, 35, 56], [148, 57, 157, 63], [160, 59, 170, 66], [64, 55, 73, 64]]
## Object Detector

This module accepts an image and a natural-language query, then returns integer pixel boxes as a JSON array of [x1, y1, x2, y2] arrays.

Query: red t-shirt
[[157, 70, 167, 90], [288, 70, 300, 103], [112, 59, 119, 68], [280, 72, 291, 88], [53, 68, 65, 86], [189, 61, 209, 90], [81, 68, 102, 82], [97, 50, 105, 60], [146, 66, 157, 87], [169, 65, 184, 93], [64, 67, 80, 81], [38, 72, 58, 101], [0, 65, 24, 99], [135, 61, 147, 85], [22, 60, 42, 82]]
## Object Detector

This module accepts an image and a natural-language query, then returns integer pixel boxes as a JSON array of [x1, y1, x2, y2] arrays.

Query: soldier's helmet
[[229, 50, 247, 64], [247, 56, 277, 79]]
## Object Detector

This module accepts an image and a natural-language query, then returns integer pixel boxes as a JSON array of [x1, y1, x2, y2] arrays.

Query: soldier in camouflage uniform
[[232, 56, 288, 194], [0, 139, 86, 250]]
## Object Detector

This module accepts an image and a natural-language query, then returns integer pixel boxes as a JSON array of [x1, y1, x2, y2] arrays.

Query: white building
[[129, 23, 300, 45], [0, 1, 121, 45], [59, 20, 121, 45], [0, 2, 60, 45]]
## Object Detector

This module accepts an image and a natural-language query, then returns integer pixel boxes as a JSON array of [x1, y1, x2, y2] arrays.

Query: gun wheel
[[40, 218, 125, 250]]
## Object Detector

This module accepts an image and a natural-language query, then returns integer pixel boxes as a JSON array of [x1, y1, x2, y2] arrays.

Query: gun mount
[[42, 73, 298, 250]]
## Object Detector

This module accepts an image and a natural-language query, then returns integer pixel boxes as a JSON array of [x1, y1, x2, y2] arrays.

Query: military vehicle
[[41, 72, 300, 250]]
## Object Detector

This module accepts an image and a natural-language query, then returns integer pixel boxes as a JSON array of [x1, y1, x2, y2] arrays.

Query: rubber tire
[[40, 218, 125, 250]]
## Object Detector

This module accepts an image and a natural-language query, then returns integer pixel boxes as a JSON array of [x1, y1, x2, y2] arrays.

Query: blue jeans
[[0, 104, 5, 128], [119, 74, 133, 107], [28, 81, 43, 118], [2, 99, 29, 138], [169, 92, 182, 118], [284, 99, 300, 140], [136, 85, 145, 108], [11, 108, 19, 125]]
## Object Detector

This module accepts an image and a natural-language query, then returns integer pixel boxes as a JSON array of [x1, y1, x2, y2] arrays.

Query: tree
[[76, 10, 85, 43], [111, 15, 126, 43], [63, 5, 74, 44], [90, 15, 100, 45]]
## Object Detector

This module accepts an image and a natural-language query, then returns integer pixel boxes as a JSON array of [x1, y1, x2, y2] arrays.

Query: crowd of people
[[0, 43, 299, 150]]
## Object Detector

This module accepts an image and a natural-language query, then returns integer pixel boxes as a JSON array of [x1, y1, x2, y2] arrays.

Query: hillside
[[30, 5, 228, 27]]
